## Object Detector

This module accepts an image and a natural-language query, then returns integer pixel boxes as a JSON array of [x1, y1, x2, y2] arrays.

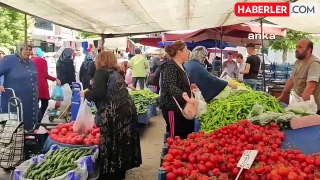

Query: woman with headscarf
[[184, 46, 237, 103], [0, 44, 38, 131], [79, 54, 93, 90], [56, 48, 76, 86], [31, 47, 61, 122], [0, 50, 5, 86]]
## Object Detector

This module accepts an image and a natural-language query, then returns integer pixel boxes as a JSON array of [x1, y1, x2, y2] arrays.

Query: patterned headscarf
[[83, 54, 93, 70], [190, 46, 208, 65]]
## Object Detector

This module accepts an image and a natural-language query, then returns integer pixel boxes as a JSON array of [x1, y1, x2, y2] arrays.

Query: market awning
[[266, 0, 320, 34], [0, 0, 287, 35], [163, 23, 286, 42]]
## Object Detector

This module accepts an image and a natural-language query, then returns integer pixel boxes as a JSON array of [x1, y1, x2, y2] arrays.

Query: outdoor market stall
[[158, 81, 320, 180]]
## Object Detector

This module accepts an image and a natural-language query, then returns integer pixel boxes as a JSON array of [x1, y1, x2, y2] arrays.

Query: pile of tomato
[[49, 122, 100, 146], [162, 120, 320, 180]]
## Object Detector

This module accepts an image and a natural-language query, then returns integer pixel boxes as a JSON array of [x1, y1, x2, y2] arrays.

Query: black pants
[[317, 110, 320, 115], [162, 109, 194, 139], [132, 77, 145, 90], [38, 98, 49, 123]]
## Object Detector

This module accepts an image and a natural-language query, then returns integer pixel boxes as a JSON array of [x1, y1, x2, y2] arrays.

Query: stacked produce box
[[130, 90, 159, 124]]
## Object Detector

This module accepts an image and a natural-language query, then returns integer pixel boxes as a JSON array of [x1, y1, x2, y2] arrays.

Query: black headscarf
[[58, 48, 74, 61]]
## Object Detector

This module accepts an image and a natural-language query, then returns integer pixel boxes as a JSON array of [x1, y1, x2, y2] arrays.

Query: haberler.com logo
[[234, 2, 317, 17]]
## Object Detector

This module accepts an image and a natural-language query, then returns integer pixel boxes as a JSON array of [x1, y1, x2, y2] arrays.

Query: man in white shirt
[[74, 47, 86, 82], [222, 52, 239, 79], [236, 53, 246, 82]]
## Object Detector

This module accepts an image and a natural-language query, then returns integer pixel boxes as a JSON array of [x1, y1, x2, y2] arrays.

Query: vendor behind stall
[[184, 46, 237, 102], [278, 39, 320, 115]]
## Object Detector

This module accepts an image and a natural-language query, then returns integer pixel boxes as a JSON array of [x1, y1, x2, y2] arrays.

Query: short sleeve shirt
[[244, 55, 261, 79]]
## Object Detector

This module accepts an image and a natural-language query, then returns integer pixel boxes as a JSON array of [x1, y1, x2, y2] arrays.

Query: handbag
[[172, 73, 198, 120], [173, 93, 198, 120], [146, 73, 158, 86]]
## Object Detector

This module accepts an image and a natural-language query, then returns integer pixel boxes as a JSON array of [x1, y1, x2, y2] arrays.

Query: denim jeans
[[243, 79, 257, 91], [132, 77, 145, 90]]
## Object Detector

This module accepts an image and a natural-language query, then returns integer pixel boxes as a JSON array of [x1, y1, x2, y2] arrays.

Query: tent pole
[[260, 19, 266, 92], [220, 26, 223, 76], [101, 34, 106, 51], [24, 14, 27, 46]]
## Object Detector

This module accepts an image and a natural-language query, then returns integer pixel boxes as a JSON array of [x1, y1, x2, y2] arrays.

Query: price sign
[[237, 150, 258, 169]]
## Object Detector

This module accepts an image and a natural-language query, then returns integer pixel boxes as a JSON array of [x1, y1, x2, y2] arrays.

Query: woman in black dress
[[160, 41, 195, 139], [80, 51, 142, 180], [56, 48, 76, 86]]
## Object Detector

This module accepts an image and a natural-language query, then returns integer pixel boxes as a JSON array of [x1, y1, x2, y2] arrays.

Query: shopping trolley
[[0, 88, 24, 171]]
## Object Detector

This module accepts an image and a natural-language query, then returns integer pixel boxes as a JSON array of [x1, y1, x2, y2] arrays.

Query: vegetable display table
[[138, 104, 158, 124], [281, 125, 320, 154]]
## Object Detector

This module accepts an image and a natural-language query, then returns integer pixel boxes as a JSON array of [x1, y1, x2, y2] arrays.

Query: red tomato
[[50, 129, 59, 134], [166, 172, 176, 180], [95, 133, 100, 139], [287, 172, 299, 180], [60, 128, 67, 136]]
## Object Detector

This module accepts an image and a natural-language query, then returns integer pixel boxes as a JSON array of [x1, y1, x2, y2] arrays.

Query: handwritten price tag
[[237, 150, 258, 169]]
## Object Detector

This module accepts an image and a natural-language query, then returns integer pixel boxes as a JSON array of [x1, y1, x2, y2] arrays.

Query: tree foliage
[[78, 32, 99, 39], [269, 29, 311, 63], [0, 7, 34, 49], [269, 29, 311, 51]]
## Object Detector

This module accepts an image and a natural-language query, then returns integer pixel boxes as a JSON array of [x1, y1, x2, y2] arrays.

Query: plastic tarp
[[0, 0, 287, 35], [266, 0, 320, 34]]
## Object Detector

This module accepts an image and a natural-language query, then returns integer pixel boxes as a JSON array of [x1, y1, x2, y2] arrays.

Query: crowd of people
[[0, 37, 319, 179]]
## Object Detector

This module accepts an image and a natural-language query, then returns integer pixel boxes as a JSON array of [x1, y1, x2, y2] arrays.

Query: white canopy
[[266, 0, 320, 34], [0, 0, 286, 35]]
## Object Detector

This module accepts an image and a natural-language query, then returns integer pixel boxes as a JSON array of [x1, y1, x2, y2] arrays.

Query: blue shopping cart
[[70, 82, 82, 121]]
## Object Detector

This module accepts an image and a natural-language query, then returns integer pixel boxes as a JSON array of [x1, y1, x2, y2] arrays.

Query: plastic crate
[[163, 133, 169, 144], [159, 145, 169, 166], [158, 168, 166, 180], [264, 64, 273, 71], [147, 104, 157, 118], [275, 73, 288, 80], [138, 113, 149, 124], [275, 65, 288, 72], [264, 72, 275, 79], [24, 123, 58, 159]]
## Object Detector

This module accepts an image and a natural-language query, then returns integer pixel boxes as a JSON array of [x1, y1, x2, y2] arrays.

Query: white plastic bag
[[286, 93, 318, 115], [193, 89, 207, 117], [73, 99, 95, 135], [219, 70, 233, 81]]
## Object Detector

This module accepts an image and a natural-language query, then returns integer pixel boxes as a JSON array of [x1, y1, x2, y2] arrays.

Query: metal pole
[[101, 34, 105, 51], [260, 19, 266, 92], [24, 14, 27, 46], [220, 27, 223, 76]]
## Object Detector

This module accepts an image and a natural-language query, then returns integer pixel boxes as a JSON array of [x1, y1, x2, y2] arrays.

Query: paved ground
[[0, 112, 165, 180]]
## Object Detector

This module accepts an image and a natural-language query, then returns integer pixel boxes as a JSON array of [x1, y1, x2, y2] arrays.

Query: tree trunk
[[282, 48, 288, 64]]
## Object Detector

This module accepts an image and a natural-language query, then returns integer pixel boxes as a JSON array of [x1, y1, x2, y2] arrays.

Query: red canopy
[[163, 22, 286, 46]]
